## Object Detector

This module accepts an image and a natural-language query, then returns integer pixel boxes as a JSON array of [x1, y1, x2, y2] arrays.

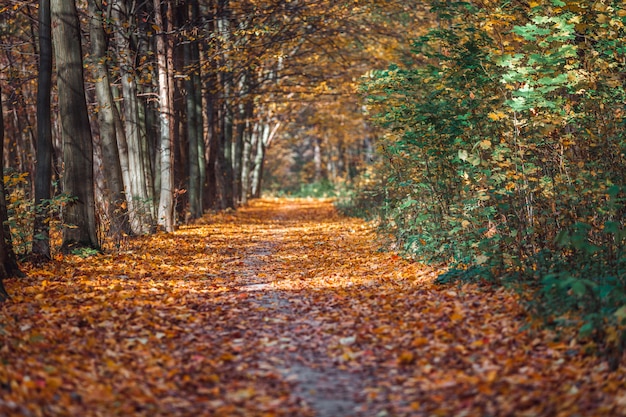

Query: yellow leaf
[[488, 111, 506, 121], [486, 370, 498, 383], [479, 140, 492, 150], [475, 254, 489, 265], [471, 339, 485, 348], [412, 337, 429, 347], [614, 305, 626, 321], [450, 311, 464, 322], [398, 351, 415, 365]]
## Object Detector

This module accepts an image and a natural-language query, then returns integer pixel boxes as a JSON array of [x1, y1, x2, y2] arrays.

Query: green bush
[[5, 171, 73, 257], [354, 0, 626, 365], [290, 179, 338, 198]]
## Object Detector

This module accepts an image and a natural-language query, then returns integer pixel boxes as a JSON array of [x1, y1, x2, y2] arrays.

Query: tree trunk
[[217, 0, 235, 209], [239, 123, 253, 205], [88, 0, 131, 238], [239, 98, 254, 204], [112, 0, 154, 234], [233, 81, 247, 202], [314, 136, 323, 182], [192, 0, 206, 217], [0, 86, 23, 301], [154, 0, 175, 232], [251, 121, 280, 198], [32, 0, 53, 259], [204, 82, 219, 209], [185, 0, 204, 219], [51, 0, 100, 252]]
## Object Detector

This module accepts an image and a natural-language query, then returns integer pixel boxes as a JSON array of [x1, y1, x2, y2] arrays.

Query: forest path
[[1, 198, 626, 416]]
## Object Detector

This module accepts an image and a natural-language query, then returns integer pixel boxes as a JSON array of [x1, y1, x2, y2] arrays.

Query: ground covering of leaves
[[1, 198, 626, 417]]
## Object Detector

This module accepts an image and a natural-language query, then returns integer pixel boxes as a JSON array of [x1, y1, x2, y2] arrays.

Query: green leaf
[[603, 221, 620, 235], [614, 305, 626, 322], [579, 322, 595, 338], [570, 280, 588, 297]]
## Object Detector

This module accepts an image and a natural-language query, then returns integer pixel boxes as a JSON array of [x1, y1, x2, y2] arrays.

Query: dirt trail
[[1, 199, 626, 416]]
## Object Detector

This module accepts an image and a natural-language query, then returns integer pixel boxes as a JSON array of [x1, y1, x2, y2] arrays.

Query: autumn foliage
[[1, 199, 625, 416], [355, 0, 626, 362]]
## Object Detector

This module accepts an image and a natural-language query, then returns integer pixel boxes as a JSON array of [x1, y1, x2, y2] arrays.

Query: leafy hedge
[[355, 0, 626, 366]]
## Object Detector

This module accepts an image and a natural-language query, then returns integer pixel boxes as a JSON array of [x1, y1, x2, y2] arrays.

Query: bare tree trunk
[[193, 0, 206, 215], [51, 0, 100, 252], [314, 136, 323, 182], [204, 82, 219, 209], [112, 0, 154, 234], [88, 0, 130, 238], [217, 0, 235, 209], [32, 0, 53, 259], [233, 75, 248, 202], [185, 0, 204, 219], [154, 0, 175, 232], [239, 121, 253, 205], [251, 121, 280, 198]]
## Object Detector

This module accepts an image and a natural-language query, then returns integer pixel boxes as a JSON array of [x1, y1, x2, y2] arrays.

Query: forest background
[[0, 0, 626, 362]]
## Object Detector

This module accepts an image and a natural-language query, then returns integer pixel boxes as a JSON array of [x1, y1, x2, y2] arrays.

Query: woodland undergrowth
[[352, 0, 626, 366]]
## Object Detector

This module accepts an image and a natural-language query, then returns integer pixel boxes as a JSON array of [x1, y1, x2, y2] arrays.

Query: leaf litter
[[1, 198, 625, 416]]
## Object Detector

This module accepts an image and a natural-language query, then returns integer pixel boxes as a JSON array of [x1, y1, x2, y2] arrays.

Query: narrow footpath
[[1, 199, 625, 416]]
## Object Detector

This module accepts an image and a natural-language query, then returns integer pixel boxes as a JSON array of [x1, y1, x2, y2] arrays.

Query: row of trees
[[0, 0, 426, 297]]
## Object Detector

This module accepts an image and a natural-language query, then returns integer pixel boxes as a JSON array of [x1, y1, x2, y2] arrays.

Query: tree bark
[[239, 98, 254, 204], [51, 0, 100, 252], [32, 0, 53, 259], [314, 136, 323, 182], [251, 121, 280, 198], [88, 0, 131, 238], [112, 0, 155, 234], [155, 0, 175, 232], [217, 0, 235, 209], [239, 123, 253, 205], [0, 86, 25, 301], [185, 0, 204, 219]]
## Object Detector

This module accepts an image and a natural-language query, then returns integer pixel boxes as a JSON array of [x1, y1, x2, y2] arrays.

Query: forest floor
[[1, 198, 626, 416]]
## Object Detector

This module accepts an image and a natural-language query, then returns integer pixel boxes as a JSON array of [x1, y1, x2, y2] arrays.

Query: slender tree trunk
[[110, 84, 133, 219], [113, 0, 154, 234], [233, 78, 247, 202], [154, 0, 175, 232], [251, 120, 279, 198], [200, 0, 221, 210], [219, 103, 236, 209], [51, 0, 100, 251], [0, 86, 23, 301], [203, 80, 219, 209], [88, 0, 130, 238], [217, 0, 235, 209], [239, 121, 253, 205], [185, 2, 204, 219], [314, 136, 323, 182], [221, 105, 235, 209], [192, 0, 206, 216], [32, 0, 53, 259], [239, 97, 254, 204], [250, 124, 265, 199], [139, 92, 156, 219]]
